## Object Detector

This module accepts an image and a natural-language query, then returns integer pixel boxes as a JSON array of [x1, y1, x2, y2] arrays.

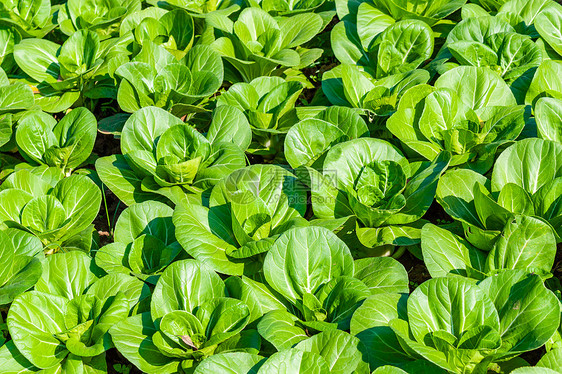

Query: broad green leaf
[[491, 138, 562, 194], [35, 251, 97, 300], [294, 330, 369, 374], [479, 270, 561, 356], [151, 259, 226, 320], [350, 293, 411, 368], [193, 352, 263, 374], [485, 215, 556, 276], [257, 349, 328, 374], [8, 291, 68, 369], [353, 257, 409, 294], [110, 313, 180, 374], [263, 226, 354, 303], [535, 97, 562, 143], [421, 224, 486, 278], [408, 277, 500, 343]]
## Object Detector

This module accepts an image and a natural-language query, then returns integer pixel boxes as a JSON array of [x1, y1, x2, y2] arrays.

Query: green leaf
[[353, 257, 409, 294], [285, 119, 348, 169], [491, 138, 562, 194], [110, 313, 180, 374], [350, 293, 412, 368], [35, 251, 98, 300], [536, 6, 562, 57], [121, 106, 184, 155], [485, 215, 556, 276], [96, 154, 163, 206], [14, 38, 60, 83], [8, 291, 68, 369], [421, 223, 486, 278], [173, 203, 243, 276], [151, 259, 226, 320], [193, 352, 263, 374], [479, 270, 561, 357], [258, 349, 328, 374], [207, 106, 252, 151], [263, 226, 354, 303], [435, 66, 516, 111], [257, 309, 308, 351], [294, 330, 369, 374], [407, 277, 500, 343], [535, 97, 562, 143]]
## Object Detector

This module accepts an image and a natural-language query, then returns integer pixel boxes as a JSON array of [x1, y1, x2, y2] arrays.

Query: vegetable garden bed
[[0, 0, 561, 373]]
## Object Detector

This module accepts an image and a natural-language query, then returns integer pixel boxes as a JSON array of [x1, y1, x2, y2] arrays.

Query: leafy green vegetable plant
[[14, 29, 114, 112], [211, 7, 323, 82], [110, 259, 259, 373], [302, 138, 450, 254], [96, 106, 248, 206], [217, 76, 302, 155], [7, 251, 149, 372], [387, 274, 560, 373], [331, 17, 434, 79], [57, 0, 142, 39], [387, 66, 522, 172], [115, 42, 223, 115], [0, 0, 57, 37], [96, 201, 185, 283], [0, 169, 101, 251], [15, 108, 97, 174], [421, 215, 557, 279], [254, 226, 409, 350], [437, 138, 562, 249], [173, 164, 307, 275]]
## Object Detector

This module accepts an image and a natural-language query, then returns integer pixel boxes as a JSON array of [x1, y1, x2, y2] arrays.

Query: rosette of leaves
[[284, 106, 370, 169], [0, 67, 34, 151], [57, 0, 142, 39], [211, 7, 323, 82], [173, 164, 307, 276], [436, 138, 562, 250], [96, 106, 248, 206], [15, 108, 97, 175], [13, 29, 113, 113], [321, 64, 430, 115], [0, 228, 43, 305], [0, 0, 57, 37], [387, 66, 523, 173], [110, 259, 260, 374], [115, 41, 223, 116], [301, 138, 450, 255], [119, 8, 200, 60], [217, 76, 303, 155], [7, 251, 149, 373], [378, 274, 560, 373], [331, 12, 434, 80], [240, 226, 410, 351], [421, 216, 557, 280], [0, 169, 101, 252], [96, 201, 186, 284], [429, 15, 543, 102]]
